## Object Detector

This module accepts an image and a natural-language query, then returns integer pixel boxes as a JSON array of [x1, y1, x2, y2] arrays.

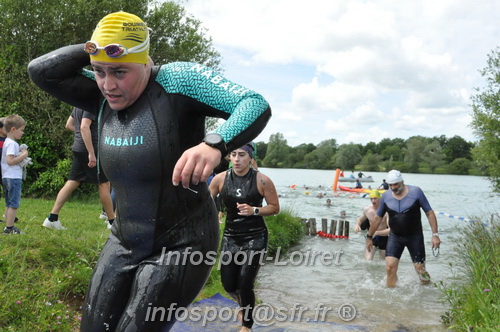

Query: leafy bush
[[265, 209, 304, 257], [447, 158, 472, 175], [27, 158, 97, 198]]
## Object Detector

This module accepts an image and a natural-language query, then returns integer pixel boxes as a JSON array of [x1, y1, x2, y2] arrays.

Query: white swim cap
[[387, 170, 404, 184]]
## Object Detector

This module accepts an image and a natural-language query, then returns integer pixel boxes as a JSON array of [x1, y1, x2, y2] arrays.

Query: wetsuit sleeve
[[376, 194, 388, 217], [27, 44, 101, 114], [415, 186, 433, 213], [155, 62, 271, 152]]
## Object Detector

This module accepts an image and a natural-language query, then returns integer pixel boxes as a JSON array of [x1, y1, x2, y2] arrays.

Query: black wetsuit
[[377, 185, 433, 263], [220, 168, 267, 329], [28, 44, 271, 331]]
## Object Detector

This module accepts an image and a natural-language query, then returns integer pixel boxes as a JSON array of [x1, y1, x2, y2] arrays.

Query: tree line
[[254, 133, 478, 175]]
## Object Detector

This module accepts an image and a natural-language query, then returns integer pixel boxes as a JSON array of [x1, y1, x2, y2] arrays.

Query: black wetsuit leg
[[405, 233, 426, 264], [220, 231, 267, 329], [81, 198, 219, 332], [386, 232, 426, 263]]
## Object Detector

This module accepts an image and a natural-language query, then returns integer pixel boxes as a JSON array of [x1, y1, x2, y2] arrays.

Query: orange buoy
[[332, 168, 341, 192]]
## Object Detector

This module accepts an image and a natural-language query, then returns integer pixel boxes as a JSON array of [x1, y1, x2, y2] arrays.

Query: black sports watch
[[203, 133, 227, 156], [253, 207, 260, 215], [366, 234, 373, 239]]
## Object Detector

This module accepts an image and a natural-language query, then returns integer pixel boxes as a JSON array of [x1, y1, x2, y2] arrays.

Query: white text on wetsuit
[[104, 135, 144, 147], [190, 64, 251, 97]]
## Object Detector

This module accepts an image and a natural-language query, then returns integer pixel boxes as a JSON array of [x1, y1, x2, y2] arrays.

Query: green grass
[[0, 198, 108, 331], [0, 198, 303, 331], [438, 218, 499, 331]]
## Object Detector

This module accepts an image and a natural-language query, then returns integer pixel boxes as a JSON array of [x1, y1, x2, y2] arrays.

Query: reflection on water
[[254, 168, 498, 331]]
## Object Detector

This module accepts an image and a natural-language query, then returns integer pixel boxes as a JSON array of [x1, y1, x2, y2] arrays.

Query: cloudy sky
[[183, 0, 499, 147]]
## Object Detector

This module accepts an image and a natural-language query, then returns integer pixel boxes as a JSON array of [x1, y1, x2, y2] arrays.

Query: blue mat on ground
[[171, 293, 368, 331]]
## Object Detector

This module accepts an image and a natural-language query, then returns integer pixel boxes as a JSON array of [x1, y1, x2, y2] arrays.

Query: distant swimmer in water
[[378, 179, 389, 190], [366, 170, 441, 287]]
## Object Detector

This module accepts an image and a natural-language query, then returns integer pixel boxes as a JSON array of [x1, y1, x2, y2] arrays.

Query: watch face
[[205, 133, 222, 145]]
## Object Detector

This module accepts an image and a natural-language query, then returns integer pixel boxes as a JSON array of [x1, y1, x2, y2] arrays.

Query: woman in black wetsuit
[[209, 143, 280, 332], [28, 12, 271, 332]]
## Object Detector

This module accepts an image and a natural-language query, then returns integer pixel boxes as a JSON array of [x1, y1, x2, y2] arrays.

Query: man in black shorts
[[366, 170, 441, 287], [42, 107, 115, 230], [354, 190, 389, 260]]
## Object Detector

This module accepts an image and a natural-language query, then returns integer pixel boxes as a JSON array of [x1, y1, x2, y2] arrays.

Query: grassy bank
[[438, 218, 499, 330], [0, 199, 303, 331]]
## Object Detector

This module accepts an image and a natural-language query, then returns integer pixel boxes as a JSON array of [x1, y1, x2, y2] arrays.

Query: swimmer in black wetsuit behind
[[366, 170, 441, 287], [28, 12, 271, 331], [209, 143, 279, 332]]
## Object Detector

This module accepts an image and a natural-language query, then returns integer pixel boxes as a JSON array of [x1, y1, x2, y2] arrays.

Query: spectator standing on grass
[[0, 118, 9, 222], [42, 107, 115, 230], [1, 115, 28, 234]]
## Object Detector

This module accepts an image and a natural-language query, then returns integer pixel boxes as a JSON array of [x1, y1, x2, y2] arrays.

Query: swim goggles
[[84, 35, 150, 58]]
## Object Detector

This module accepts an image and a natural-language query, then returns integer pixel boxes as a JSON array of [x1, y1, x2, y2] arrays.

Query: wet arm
[[168, 63, 271, 187], [426, 210, 441, 248], [208, 173, 224, 198], [354, 209, 368, 232], [28, 44, 101, 113], [258, 174, 280, 216]]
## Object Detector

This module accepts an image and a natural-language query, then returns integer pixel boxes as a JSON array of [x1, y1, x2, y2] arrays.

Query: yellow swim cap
[[369, 190, 381, 198], [87, 11, 149, 64]]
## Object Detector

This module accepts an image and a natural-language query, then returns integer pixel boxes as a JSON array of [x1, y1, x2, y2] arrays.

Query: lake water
[[252, 168, 499, 331]]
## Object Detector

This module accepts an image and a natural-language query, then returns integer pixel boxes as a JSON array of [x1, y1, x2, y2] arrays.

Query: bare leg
[[98, 182, 115, 220], [5, 207, 17, 227], [51, 180, 80, 214], [364, 246, 376, 260], [385, 256, 399, 287], [414, 263, 431, 284]]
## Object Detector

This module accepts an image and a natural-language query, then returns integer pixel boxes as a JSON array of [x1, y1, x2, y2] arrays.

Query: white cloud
[[183, 0, 499, 146]]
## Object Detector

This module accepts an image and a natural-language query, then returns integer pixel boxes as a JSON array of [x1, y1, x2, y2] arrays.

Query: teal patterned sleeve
[[155, 62, 270, 143]]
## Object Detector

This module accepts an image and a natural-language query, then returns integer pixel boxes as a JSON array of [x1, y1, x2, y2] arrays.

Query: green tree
[[147, 1, 222, 69], [380, 145, 403, 167], [333, 143, 362, 170], [379, 138, 405, 162], [448, 158, 471, 175], [360, 152, 382, 171], [404, 136, 427, 172], [288, 143, 316, 168], [422, 140, 446, 173], [0, 0, 221, 196], [470, 47, 500, 193], [255, 141, 267, 165], [302, 139, 337, 170], [262, 133, 289, 167], [439, 135, 474, 162]]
